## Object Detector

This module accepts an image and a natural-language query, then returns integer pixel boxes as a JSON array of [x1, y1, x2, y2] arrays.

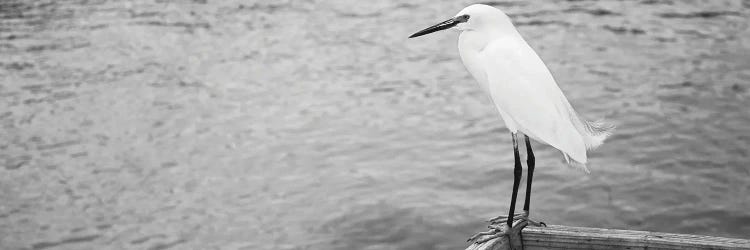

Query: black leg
[[506, 133, 523, 228], [523, 135, 535, 212]]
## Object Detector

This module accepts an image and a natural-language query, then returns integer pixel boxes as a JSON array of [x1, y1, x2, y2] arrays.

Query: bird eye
[[457, 14, 470, 22]]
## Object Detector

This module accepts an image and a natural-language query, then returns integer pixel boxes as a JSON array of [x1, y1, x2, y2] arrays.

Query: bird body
[[453, 5, 612, 170], [409, 5, 614, 242], [409, 4, 614, 242]]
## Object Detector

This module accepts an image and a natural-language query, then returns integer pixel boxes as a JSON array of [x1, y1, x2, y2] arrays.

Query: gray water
[[1, 0, 750, 249]]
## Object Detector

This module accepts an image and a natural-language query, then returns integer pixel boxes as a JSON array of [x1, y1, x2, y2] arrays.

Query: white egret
[[408, 4, 614, 243]]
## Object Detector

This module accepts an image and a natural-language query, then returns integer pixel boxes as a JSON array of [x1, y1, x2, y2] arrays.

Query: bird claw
[[468, 219, 532, 248], [527, 218, 547, 227], [467, 224, 510, 244], [487, 212, 524, 224], [487, 210, 546, 227], [466, 229, 498, 242]]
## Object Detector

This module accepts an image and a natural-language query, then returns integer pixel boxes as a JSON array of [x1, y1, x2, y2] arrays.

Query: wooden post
[[466, 225, 750, 250]]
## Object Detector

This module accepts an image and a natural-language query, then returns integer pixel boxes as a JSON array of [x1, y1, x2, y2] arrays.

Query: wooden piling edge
[[465, 225, 750, 250]]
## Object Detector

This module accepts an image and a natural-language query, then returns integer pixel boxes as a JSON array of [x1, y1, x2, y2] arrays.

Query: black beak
[[409, 15, 467, 38]]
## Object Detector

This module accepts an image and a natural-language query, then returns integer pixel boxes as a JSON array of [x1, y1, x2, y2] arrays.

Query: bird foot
[[467, 219, 529, 248], [487, 210, 546, 227], [487, 212, 524, 224], [467, 223, 511, 244]]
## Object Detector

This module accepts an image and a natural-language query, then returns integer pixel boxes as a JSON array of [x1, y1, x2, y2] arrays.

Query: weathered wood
[[466, 225, 750, 250]]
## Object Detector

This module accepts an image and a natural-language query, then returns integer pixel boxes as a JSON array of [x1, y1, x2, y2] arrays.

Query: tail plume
[[560, 101, 614, 173], [562, 152, 591, 173], [579, 119, 615, 149], [564, 102, 615, 149]]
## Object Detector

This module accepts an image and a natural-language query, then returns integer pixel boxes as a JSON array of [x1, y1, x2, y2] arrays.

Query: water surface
[[1, 0, 749, 249]]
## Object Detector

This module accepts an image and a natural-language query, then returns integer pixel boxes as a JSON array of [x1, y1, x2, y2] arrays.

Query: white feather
[[455, 4, 613, 171]]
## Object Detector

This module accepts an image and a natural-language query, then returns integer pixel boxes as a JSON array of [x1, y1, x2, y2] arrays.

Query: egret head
[[408, 4, 510, 38]]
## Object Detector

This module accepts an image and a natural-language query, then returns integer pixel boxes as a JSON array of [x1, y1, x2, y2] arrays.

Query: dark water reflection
[[1, 0, 749, 249]]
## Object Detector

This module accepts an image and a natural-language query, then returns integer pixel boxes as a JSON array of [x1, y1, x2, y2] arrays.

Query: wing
[[479, 38, 588, 165]]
